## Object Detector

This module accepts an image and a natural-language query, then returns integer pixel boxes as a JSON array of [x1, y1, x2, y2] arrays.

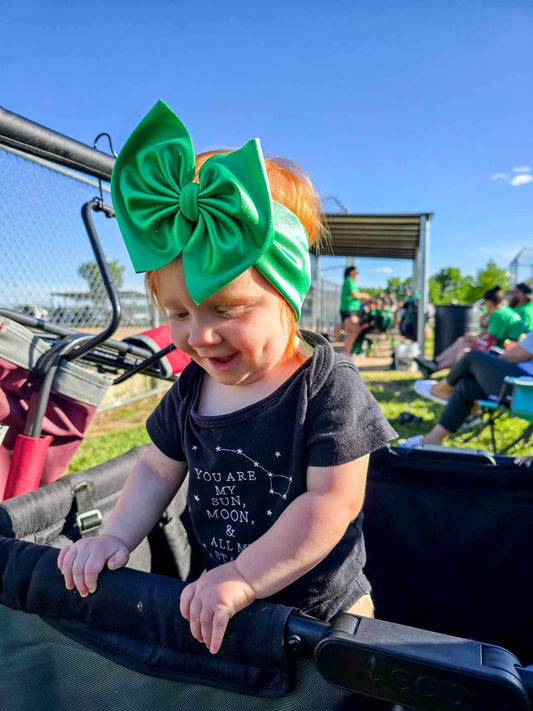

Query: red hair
[[146, 150, 325, 363]]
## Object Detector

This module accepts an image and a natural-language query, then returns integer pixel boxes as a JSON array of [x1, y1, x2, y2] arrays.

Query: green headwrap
[[111, 100, 311, 318]]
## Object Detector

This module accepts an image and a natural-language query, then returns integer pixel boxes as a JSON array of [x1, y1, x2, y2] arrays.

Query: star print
[[275, 451, 281, 457], [269, 489, 274, 494], [267, 472, 273, 478], [282, 494, 287, 499], [237, 448, 243, 454], [216, 446, 221, 452], [194, 495, 200, 502], [192, 445, 198, 451], [267, 510, 272, 516], [253, 461, 259, 467]]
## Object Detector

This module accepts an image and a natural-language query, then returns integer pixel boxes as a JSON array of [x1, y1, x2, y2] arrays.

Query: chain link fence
[[0, 144, 340, 338], [300, 275, 341, 337], [0, 146, 152, 330], [508, 248, 533, 288]]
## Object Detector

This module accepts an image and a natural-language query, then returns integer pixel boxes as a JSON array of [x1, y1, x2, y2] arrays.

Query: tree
[[463, 259, 510, 303], [428, 267, 473, 304], [78, 260, 125, 304], [385, 276, 412, 303]]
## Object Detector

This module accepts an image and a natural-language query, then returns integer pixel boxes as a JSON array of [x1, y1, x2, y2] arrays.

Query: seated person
[[351, 300, 376, 355], [371, 298, 386, 333], [415, 285, 528, 377], [402, 331, 533, 447], [380, 297, 395, 332], [510, 282, 533, 331]]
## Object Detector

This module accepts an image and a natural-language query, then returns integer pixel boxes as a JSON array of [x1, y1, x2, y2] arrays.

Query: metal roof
[[321, 213, 434, 260], [51, 290, 145, 300]]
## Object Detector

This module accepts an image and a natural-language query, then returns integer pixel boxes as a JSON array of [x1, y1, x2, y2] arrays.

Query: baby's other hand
[[180, 562, 256, 654], [57, 534, 130, 597]]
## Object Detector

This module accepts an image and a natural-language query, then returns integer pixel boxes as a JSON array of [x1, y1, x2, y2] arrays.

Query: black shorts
[[340, 310, 360, 322]]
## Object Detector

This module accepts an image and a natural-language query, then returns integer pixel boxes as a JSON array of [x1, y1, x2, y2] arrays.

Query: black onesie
[[147, 332, 397, 619]]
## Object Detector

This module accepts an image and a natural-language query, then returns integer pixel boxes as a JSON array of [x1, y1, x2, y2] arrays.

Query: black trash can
[[434, 304, 480, 358]]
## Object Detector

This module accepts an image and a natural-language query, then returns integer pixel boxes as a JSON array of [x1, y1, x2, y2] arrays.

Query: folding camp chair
[[414, 376, 533, 454], [471, 375, 533, 455]]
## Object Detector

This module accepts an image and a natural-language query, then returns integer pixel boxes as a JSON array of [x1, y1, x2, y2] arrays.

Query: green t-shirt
[[340, 278, 361, 312], [488, 306, 528, 346], [513, 302, 533, 331]]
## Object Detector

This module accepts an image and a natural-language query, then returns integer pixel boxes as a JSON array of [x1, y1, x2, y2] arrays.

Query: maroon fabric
[[0, 356, 100, 498]]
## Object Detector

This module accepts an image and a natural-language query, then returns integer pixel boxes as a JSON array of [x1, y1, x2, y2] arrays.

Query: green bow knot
[[111, 100, 311, 317], [179, 182, 200, 222]]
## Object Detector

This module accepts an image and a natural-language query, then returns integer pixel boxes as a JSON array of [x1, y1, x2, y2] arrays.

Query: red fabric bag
[[0, 318, 110, 499]]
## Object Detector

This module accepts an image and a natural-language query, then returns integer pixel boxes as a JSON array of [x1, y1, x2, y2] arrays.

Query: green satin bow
[[111, 100, 311, 318]]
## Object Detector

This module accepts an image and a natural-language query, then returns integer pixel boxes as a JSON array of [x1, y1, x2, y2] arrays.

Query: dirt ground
[[330, 339, 395, 371]]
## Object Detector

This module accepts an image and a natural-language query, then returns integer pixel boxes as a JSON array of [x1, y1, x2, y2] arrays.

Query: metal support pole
[[413, 249, 419, 298], [313, 256, 321, 332], [416, 215, 430, 356]]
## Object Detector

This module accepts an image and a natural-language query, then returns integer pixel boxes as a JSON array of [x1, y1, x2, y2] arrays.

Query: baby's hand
[[180, 562, 256, 654], [57, 534, 130, 597]]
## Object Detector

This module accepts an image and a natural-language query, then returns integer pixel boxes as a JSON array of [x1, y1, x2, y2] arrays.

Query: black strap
[[72, 482, 103, 538]]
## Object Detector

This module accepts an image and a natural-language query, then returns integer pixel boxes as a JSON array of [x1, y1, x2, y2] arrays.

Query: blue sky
[[2, 0, 532, 288]]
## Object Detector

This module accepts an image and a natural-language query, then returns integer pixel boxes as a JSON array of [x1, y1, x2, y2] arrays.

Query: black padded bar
[[0, 105, 115, 181]]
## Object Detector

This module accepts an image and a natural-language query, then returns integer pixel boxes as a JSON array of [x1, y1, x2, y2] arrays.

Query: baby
[[58, 101, 396, 654]]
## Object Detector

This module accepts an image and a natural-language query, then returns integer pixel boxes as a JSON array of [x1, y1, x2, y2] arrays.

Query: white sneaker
[[398, 435, 424, 448], [414, 379, 448, 405]]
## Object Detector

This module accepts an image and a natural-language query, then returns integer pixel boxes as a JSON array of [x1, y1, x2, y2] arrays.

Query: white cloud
[[510, 174, 533, 187], [373, 266, 393, 274], [490, 173, 509, 181], [513, 166, 531, 173]]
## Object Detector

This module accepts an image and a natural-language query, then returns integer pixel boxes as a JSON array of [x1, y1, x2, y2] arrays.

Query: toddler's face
[[155, 259, 294, 388]]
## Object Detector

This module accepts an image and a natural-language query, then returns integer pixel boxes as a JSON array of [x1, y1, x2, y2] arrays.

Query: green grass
[[69, 367, 531, 473], [69, 425, 151, 472], [366, 370, 531, 453]]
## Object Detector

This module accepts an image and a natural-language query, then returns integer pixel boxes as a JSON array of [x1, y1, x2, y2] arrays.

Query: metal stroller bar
[[113, 342, 176, 384], [64, 200, 122, 362], [0, 307, 178, 384], [0, 105, 114, 181], [24, 333, 94, 438], [0, 307, 160, 363]]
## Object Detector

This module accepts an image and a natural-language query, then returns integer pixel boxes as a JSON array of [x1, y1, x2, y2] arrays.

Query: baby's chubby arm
[[58, 444, 187, 596], [180, 454, 369, 654]]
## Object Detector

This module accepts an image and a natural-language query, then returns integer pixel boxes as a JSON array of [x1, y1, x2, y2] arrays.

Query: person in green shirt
[[415, 285, 527, 377], [339, 266, 370, 356], [510, 282, 533, 331]]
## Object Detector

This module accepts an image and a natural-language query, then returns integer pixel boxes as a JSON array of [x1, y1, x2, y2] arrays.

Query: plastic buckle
[[76, 508, 103, 536]]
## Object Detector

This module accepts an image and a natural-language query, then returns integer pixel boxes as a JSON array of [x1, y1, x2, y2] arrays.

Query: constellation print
[[215, 446, 292, 498]]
